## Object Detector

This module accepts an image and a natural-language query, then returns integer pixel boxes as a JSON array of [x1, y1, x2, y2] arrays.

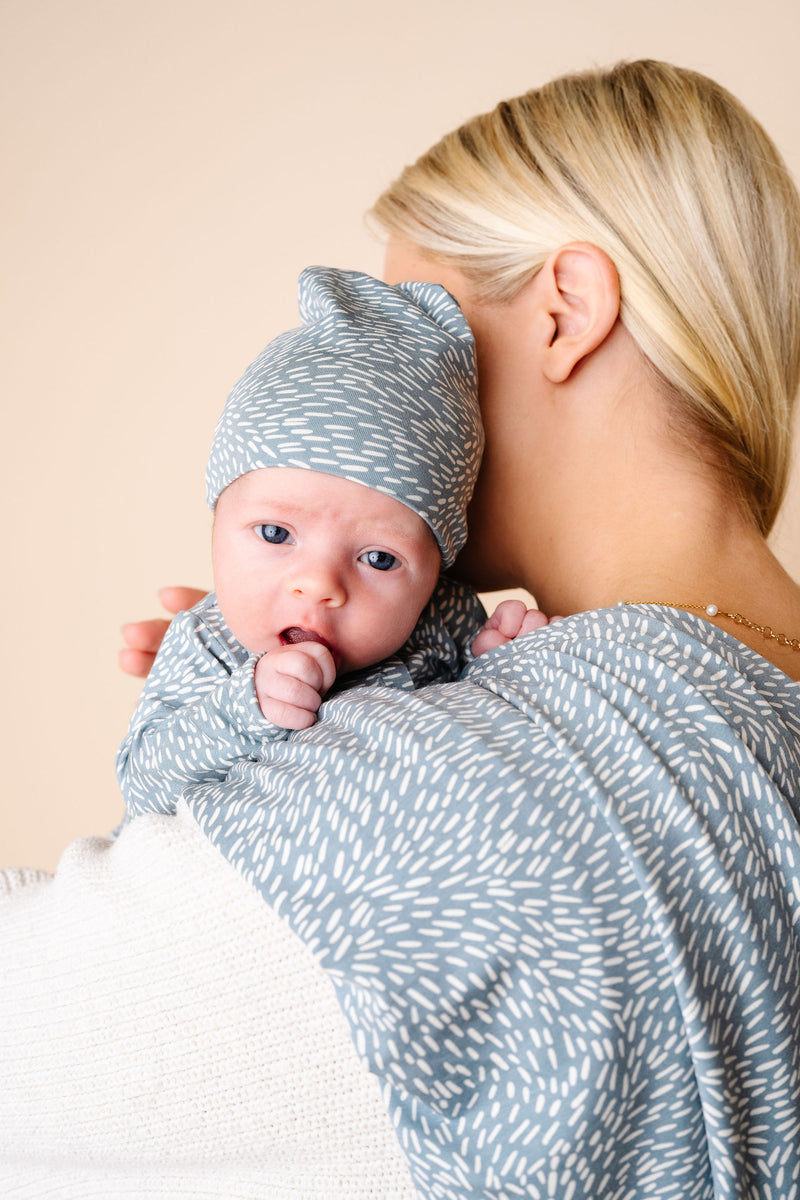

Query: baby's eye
[[361, 550, 398, 572], [256, 524, 291, 544]]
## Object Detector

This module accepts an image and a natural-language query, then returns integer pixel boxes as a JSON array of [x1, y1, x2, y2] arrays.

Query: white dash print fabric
[[170, 605, 800, 1200], [117, 577, 486, 817], [206, 267, 481, 568]]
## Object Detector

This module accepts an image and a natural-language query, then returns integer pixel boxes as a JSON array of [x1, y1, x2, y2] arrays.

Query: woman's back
[[186, 603, 800, 1198]]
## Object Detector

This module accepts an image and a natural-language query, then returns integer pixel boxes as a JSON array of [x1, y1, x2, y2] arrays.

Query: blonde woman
[[3, 60, 800, 1199]]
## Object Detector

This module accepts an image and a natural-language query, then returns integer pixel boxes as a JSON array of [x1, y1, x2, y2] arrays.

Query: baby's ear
[[537, 243, 620, 383]]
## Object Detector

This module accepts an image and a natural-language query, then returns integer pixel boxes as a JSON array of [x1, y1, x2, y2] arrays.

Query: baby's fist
[[254, 641, 337, 730], [472, 599, 553, 657]]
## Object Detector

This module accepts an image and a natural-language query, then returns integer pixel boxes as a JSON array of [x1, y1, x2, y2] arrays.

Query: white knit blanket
[[0, 803, 418, 1199]]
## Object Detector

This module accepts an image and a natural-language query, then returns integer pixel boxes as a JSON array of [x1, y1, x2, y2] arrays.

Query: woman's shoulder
[[466, 602, 800, 702], [462, 602, 800, 807]]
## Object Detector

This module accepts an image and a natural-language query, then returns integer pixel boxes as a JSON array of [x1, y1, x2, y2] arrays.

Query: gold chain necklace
[[620, 601, 800, 652]]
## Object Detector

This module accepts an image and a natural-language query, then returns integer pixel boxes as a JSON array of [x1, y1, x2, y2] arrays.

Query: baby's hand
[[254, 642, 337, 730], [472, 599, 556, 657]]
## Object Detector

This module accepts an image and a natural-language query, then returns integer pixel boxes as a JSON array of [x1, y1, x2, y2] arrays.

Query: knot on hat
[[206, 266, 482, 567]]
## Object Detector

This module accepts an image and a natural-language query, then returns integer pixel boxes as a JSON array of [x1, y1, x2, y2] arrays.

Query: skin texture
[[470, 599, 553, 657], [382, 241, 800, 682], [211, 467, 443, 728]]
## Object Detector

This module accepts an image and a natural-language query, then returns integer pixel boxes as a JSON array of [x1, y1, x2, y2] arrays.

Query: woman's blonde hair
[[370, 60, 800, 534]]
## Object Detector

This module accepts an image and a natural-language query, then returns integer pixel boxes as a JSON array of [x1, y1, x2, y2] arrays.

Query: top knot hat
[[206, 267, 481, 567]]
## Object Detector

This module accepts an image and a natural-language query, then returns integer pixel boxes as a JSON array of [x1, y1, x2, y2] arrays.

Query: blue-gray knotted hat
[[206, 267, 481, 567]]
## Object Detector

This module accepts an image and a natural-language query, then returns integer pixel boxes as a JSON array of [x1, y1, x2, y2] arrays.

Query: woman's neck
[[523, 448, 800, 680]]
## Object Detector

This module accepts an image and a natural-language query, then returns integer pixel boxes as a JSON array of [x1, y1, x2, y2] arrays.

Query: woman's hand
[[254, 642, 337, 730], [471, 599, 559, 657], [119, 587, 208, 678]]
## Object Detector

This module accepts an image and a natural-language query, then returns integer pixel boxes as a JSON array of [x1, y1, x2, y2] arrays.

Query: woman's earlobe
[[540, 243, 620, 383]]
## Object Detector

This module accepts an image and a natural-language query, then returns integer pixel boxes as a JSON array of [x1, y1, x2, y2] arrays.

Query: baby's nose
[[288, 565, 346, 607]]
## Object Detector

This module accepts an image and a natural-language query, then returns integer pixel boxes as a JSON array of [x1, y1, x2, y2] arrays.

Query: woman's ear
[[538, 243, 620, 383]]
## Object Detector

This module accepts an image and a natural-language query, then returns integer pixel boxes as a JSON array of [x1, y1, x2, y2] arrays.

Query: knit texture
[[0, 803, 419, 1198]]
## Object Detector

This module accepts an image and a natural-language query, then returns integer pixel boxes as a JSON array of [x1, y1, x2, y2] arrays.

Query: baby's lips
[[280, 627, 329, 648]]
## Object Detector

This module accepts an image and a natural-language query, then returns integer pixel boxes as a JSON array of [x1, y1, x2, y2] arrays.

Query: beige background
[[2, 0, 799, 870]]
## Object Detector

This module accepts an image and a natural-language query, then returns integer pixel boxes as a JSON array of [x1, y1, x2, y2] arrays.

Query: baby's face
[[212, 467, 441, 676]]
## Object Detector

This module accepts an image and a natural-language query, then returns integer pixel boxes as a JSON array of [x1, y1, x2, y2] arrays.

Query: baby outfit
[[118, 264, 484, 817], [118, 578, 485, 817]]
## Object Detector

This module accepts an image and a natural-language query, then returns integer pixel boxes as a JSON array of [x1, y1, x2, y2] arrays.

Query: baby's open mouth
[[280, 627, 330, 649]]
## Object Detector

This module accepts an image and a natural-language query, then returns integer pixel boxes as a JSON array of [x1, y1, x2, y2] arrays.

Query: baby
[[117, 266, 544, 816]]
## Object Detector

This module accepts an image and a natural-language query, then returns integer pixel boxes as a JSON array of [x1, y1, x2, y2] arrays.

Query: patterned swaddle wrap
[[205, 267, 482, 567], [184, 606, 800, 1200]]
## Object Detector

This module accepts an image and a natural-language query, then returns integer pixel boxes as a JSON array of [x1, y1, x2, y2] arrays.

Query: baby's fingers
[[283, 640, 337, 696], [255, 666, 326, 729], [254, 643, 337, 729], [473, 599, 529, 651], [471, 627, 510, 657], [258, 642, 336, 695], [518, 608, 550, 635], [259, 695, 320, 730], [472, 601, 555, 658], [488, 599, 529, 638]]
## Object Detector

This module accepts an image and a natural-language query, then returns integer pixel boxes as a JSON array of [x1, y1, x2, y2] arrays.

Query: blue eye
[[256, 524, 291, 544], [362, 550, 398, 572]]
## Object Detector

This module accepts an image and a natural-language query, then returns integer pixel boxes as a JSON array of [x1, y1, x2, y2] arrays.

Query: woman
[[3, 60, 800, 1199]]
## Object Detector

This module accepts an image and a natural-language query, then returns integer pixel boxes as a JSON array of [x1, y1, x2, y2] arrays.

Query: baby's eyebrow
[[245, 500, 309, 519]]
